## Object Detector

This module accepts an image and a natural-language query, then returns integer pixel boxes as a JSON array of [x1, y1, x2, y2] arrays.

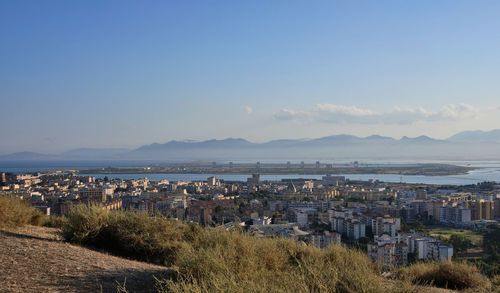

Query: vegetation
[[471, 225, 500, 277], [43, 214, 68, 228], [396, 261, 491, 291], [2, 201, 494, 292], [427, 227, 483, 247], [61, 205, 499, 292], [0, 194, 45, 228], [444, 234, 473, 254], [62, 205, 387, 292]]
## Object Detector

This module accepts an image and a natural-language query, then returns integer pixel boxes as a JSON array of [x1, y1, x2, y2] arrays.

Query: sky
[[1, 0, 500, 154]]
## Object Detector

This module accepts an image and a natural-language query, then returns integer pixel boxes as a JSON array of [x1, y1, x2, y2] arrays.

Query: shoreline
[[75, 164, 474, 177]]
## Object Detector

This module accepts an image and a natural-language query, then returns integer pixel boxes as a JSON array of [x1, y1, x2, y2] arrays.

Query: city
[[2, 0, 500, 292], [2, 165, 498, 270]]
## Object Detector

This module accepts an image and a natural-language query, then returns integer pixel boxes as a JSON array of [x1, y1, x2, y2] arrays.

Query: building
[[344, 218, 365, 240], [368, 235, 408, 267], [311, 231, 341, 248], [416, 189, 427, 200], [372, 216, 401, 237], [78, 188, 106, 202], [247, 174, 260, 185], [207, 176, 217, 186], [466, 200, 494, 221], [439, 206, 471, 225], [295, 211, 308, 228], [401, 233, 454, 262], [322, 175, 345, 186]]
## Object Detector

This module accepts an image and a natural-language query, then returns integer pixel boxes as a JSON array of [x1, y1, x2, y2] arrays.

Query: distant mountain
[[400, 135, 443, 143], [0, 152, 56, 161], [447, 129, 500, 143], [3, 130, 500, 161], [135, 138, 254, 152], [59, 148, 130, 159]]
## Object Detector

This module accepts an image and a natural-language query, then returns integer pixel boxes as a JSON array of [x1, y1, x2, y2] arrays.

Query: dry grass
[[64, 205, 384, 293], [0, 195, 45, 228], [43, 214, 67, 228], [492, 275, 500, 293], [158, 230, 383, 293], [396, 261, 491, 291], [62, 205, 495, 292]]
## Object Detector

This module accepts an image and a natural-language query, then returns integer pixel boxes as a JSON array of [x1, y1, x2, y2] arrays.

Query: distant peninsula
[[76, 163, 473, 176]]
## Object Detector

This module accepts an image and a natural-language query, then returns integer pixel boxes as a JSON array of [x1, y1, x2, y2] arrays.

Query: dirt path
[[0, 225, 168, 293]]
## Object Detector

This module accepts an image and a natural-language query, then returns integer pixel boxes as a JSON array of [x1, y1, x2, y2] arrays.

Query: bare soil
[[0, 225, 168, 293]]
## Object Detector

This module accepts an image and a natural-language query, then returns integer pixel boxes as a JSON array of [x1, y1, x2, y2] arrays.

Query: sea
[[2, 160, 500, 186]]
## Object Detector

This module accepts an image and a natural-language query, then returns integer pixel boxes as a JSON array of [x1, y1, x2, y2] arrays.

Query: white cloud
[[244, 106, 253, 115], [274, 109, 310, 121], [274, 103, 481, 125], [428, 103, 479, 121]]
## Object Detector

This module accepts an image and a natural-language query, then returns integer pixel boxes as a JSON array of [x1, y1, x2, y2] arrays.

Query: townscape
[[2, 166, 498, 270]]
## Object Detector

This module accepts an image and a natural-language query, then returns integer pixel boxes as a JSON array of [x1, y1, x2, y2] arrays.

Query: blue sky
[[1, 1, 500, 154]]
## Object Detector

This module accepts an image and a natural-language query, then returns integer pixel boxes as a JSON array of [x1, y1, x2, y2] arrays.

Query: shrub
[[43, 214, 68, 228], [158, 230, 383, 293], [0, 194, 46, 228], [62, 205, 195, 265], [64, 205, 383, 292], [396, 261, 491, 291], [492, 275, 500, 293]]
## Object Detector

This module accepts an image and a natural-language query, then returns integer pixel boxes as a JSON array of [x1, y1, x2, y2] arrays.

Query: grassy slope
[[1, 197, 494, 293], [61, 205, 494, 293]]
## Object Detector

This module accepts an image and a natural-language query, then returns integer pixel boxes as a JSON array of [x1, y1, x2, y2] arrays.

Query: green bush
[[396, 261, 490, 291], [0, 194, 46, 228]]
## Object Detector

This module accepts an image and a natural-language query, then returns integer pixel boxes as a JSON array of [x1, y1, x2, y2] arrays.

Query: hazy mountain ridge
[[447, 129, 500, 143], [2, 130, 500, 161]]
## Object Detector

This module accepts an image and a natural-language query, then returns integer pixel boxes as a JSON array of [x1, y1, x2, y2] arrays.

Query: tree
[[483, 225, 500, 261], [446, 234, 473, 253]]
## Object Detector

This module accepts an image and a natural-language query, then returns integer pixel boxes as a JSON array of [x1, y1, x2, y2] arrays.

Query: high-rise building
[[247, 174, 260, 185], [207, 176, 217, 186], [439, 206, 471, 224], [469, 200, 494, 220], [416, 189, 427, 200], [495, 198, 500, 219]]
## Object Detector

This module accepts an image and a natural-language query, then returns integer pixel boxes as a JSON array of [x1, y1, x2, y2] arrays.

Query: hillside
[[0, 225, 167, 293], [0, 226, 458, 293], [0, 197, 489, 293]]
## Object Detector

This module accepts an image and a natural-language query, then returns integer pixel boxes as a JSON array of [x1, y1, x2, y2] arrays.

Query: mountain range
[[2, 129, 500, 161]]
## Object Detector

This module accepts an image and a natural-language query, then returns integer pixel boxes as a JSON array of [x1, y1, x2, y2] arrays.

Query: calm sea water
[[0, 160, 169, 173], [2, 160, 500, 185]]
